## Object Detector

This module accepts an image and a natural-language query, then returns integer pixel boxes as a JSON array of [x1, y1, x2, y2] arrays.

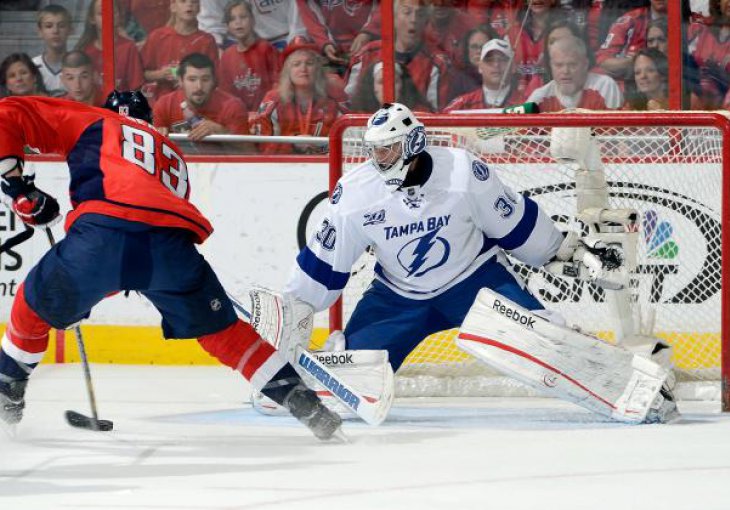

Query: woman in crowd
[[350, 62, 433, 113], [74, 0, 144, 92], [252, 44, 342, 154], [623, 48, 668, 110], [219, 0, 280, 113], [0, 53, 47, 97], [450, 24, 498, 98]]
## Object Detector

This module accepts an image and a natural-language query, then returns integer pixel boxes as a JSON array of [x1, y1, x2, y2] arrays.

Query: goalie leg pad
[[253, 348, 395, 421], [457, 288, 675, 424]]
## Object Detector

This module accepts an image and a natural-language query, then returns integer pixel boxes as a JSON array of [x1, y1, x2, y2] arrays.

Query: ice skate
[[283, 384, 344, 441], [0, 379, 27, 426]]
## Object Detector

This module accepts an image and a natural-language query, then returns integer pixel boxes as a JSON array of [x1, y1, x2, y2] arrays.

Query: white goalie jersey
[[285, 146, 564, 311]]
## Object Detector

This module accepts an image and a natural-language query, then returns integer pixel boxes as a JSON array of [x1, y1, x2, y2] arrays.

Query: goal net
[[327, 111, 729, 407]]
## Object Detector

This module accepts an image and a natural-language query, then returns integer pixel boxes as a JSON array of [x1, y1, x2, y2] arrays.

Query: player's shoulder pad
[[433, 146, 490, 191], [331, 160, 385, 213]]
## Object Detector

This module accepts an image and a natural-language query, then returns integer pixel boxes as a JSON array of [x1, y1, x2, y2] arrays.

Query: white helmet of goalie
[[364, 102, 427, 191]]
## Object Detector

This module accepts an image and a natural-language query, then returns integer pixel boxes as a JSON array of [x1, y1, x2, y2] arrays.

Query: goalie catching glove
[[546, 227, 624, 289], [1, 167, 60, 228]]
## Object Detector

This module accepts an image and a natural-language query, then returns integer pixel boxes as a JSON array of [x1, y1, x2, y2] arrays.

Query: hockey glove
[[1, 175, 60, 228]]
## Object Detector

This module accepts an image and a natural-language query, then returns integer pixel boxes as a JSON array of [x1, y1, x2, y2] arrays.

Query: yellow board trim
[[0, 324, 331, 366], [0, 324, 719, 371]]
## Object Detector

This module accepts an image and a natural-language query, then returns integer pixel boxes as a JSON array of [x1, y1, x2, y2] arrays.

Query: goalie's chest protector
[[356, 148, 500, 298]]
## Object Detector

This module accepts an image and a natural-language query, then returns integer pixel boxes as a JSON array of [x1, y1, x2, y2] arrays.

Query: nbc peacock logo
[[643, 210, 678, 259]]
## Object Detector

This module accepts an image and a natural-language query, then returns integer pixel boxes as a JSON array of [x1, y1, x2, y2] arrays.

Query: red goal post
[[328, 111, 730, 410]]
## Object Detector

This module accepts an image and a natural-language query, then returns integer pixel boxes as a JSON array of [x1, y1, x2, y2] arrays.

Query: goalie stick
[[226, 293, 390, 426], [45, 228, 113, 432]]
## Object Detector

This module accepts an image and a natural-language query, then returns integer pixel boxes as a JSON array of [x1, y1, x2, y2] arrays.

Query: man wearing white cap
[[527, 35, 622, 112], [444, 38, 525, 112]]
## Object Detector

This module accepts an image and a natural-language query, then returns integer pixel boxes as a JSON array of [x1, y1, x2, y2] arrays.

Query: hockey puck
[[65, 410, 113, 431]]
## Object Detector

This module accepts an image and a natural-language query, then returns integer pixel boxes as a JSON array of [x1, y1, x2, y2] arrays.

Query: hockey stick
[[226, 292, 389, 426], [44, 228, 113, 432]]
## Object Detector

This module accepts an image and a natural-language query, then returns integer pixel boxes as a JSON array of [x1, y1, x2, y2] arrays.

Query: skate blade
[[0, 420, 18, 440], [328, 427, 350, 444]]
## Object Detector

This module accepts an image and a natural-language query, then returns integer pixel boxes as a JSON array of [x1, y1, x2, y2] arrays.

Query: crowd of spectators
[[0, 0, 722, 154]]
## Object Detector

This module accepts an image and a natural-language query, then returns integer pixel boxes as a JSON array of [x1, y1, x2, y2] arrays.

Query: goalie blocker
[[457, 288, 679, 424], [247, 288, 395, 425]]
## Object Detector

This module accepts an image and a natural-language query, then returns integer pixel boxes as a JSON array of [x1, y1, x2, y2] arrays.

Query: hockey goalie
[[248, 103, 679, 425]]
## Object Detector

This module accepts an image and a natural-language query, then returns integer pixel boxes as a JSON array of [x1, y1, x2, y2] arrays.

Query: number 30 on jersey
[[121, 124, 189, 198]]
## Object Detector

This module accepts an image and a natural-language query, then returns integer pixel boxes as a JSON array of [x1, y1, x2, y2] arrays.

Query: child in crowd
[[219, 0, 280, 112], [32, 4, 72, 97], [74, 0, 144, 93], [141, 0, 219, 103]]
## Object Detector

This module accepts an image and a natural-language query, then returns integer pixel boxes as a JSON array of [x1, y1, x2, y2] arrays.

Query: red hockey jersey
[[219, 39, 281, 111], [140, 27, 220, 101], [0, 96, 212, 243]]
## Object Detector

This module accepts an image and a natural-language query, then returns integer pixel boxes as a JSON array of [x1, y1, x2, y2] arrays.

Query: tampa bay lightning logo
[[472, 159, 490, 181], [397, 227, 450, 277], [404, 126, 427, 159], [372, 109, 389, 125], [331, 182, 343, 204]]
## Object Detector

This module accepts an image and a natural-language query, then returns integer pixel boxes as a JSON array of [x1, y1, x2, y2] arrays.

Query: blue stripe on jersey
[[68, 119, 105, 204], [497, 196, 538, 250], [0, 350, 36, 381], [297, 246, 350, 291]]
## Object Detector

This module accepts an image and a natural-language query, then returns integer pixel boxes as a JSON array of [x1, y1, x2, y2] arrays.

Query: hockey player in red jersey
[[0, 92, 342, 440]]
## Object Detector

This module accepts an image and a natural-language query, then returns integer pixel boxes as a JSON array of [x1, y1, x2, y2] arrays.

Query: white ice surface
[[1, 364, 729, 510]]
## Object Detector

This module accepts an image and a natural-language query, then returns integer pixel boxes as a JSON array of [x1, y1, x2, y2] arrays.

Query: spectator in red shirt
[[219, 0, 281, 112], [346, 0, 453, 111], [350, 61, 433, 112], [0, 53, 47, 98], [466, 0, 522, 38], [688, 0, 730, 109], [75, 0, 145, 93], [117, 0, 170, 44], [445, 38, 524, 111], [153, 52, 250, 145], [141, 0, 219, 104], [527, 35, 622, 111], [596, 0, 666, 84], [623, 47, 668, 110], [297, 0, 381, 72], [508, 0, 559, 101], [425, 0, 474, 66], [59, 51, 104, 106], [252, 43, 342, 154]]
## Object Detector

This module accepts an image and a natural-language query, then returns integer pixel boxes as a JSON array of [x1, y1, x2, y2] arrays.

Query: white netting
[[332, 113, 726, 398]]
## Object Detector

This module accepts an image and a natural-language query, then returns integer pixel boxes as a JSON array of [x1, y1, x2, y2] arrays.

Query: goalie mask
[[364, 102, 427, 191]]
